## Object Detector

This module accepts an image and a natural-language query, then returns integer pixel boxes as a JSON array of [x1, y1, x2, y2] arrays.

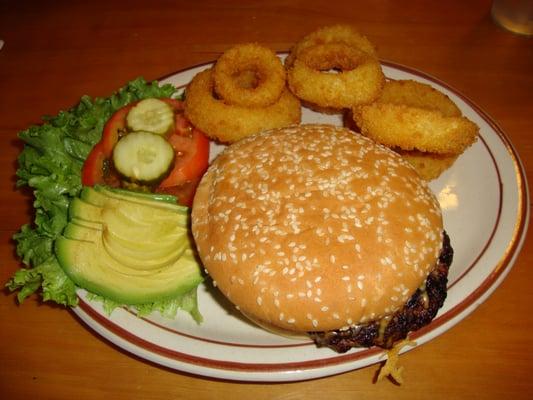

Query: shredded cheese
[[376, 338, 417, 384]]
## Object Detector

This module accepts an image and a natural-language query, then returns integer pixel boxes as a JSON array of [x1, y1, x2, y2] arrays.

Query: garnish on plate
[[7, 77, 206, 322]]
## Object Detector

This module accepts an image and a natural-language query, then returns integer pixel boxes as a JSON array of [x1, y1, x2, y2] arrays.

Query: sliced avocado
[[70, 197, 187, 239], [69, 197, 105, 223], [101, 231, 188, 271], [69, 217, 103, 231], [104, 209, 187, 242], [94, 185, 188, 213], [102, 228, 188, 258], [82, 186, 182, 208], [63, 222, 187, 271], [57, 233, 153, 277], [80, 186, 109, 207], [75, 192, 186, 224], [56, 237, 203, 303], [63, 222, 99, 241], [80, 187, 188, 226], [107, 201, 187, 227], [56, 185, 203, 307], [101, 186, 179, 205]]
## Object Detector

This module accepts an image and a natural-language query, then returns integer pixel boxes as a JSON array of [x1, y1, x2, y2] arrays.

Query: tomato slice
[[161, 98, 185, 113], [156, 178, 202, 208], [99, 104, 133, 154], [81, 143, 107, 186], [81, 104, 134, 186], [158, 115, 210, 188]]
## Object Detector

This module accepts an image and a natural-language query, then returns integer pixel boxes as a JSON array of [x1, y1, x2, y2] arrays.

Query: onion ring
[[286, 25, 384, 109], [287, 43, 384, 109], [213, 43, 286, 107], [379, 79, 462, 117], [184, 68, 301, 143], [285, 24, 378, 67], [352, 80, 478, 154], [395, 150, 458, 180]]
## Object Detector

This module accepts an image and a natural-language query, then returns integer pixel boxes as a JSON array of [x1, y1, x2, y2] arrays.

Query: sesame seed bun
[[191, 124, 443, 333]]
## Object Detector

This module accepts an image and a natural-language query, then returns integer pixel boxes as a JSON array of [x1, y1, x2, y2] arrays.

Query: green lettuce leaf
[[7, 78, 202, 322], [87, 287, 203, 323]]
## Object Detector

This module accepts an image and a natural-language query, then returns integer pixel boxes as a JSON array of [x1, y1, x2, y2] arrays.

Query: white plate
[[72, 60, 529, 382]]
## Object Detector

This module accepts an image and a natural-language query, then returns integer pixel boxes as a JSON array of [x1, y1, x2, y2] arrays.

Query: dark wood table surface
[[1, 1, 532, 399]]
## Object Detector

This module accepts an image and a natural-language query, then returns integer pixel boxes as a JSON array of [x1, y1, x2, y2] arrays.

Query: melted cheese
[[377, 338, 417, 384]]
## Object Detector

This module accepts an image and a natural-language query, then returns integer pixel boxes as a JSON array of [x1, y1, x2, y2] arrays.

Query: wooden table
[[1, 1, 532, 398]]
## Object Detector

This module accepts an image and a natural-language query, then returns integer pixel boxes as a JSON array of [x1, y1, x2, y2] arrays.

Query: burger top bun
[[192, 124, 443, 332]]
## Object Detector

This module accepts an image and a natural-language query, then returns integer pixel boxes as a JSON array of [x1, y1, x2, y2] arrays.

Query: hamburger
[[191, 124, 452, 352]]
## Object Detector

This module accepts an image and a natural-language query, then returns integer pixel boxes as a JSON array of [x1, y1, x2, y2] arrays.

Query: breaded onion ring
[[213, 43, 286, 107], [396, 150, 458, 181], [184, 68, 301, 143], [287, 43, 384, 109], [353, 80, 478, 154], [379, 80, 462, 117], [285, 24, 378, 67]]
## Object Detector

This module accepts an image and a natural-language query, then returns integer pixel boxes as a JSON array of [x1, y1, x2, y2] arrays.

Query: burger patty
[[309, 230, 453, 353]]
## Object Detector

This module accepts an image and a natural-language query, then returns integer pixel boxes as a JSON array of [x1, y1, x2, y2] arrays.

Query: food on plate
[[351, 80, 478, 178], [126, 98, 175, 135], [82, 97, 210, 207], [184, 68, 301, 143], [57, 186, 203, 309], [8, 78, 204, 321], [184, 42, 300, 143], [7, 28, 485, 382], [396, 150, 459, 181], [112, 131, 175, 183], [287, 43, 384, 110], [191, 124, 453, 352], [378, 79, 462, 117], [213, 43, 286, 107], [353, 97, 478, 154], [376, 338, 416, 384], [285, 24, 379, 67], [286, 25, 384, 110]]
